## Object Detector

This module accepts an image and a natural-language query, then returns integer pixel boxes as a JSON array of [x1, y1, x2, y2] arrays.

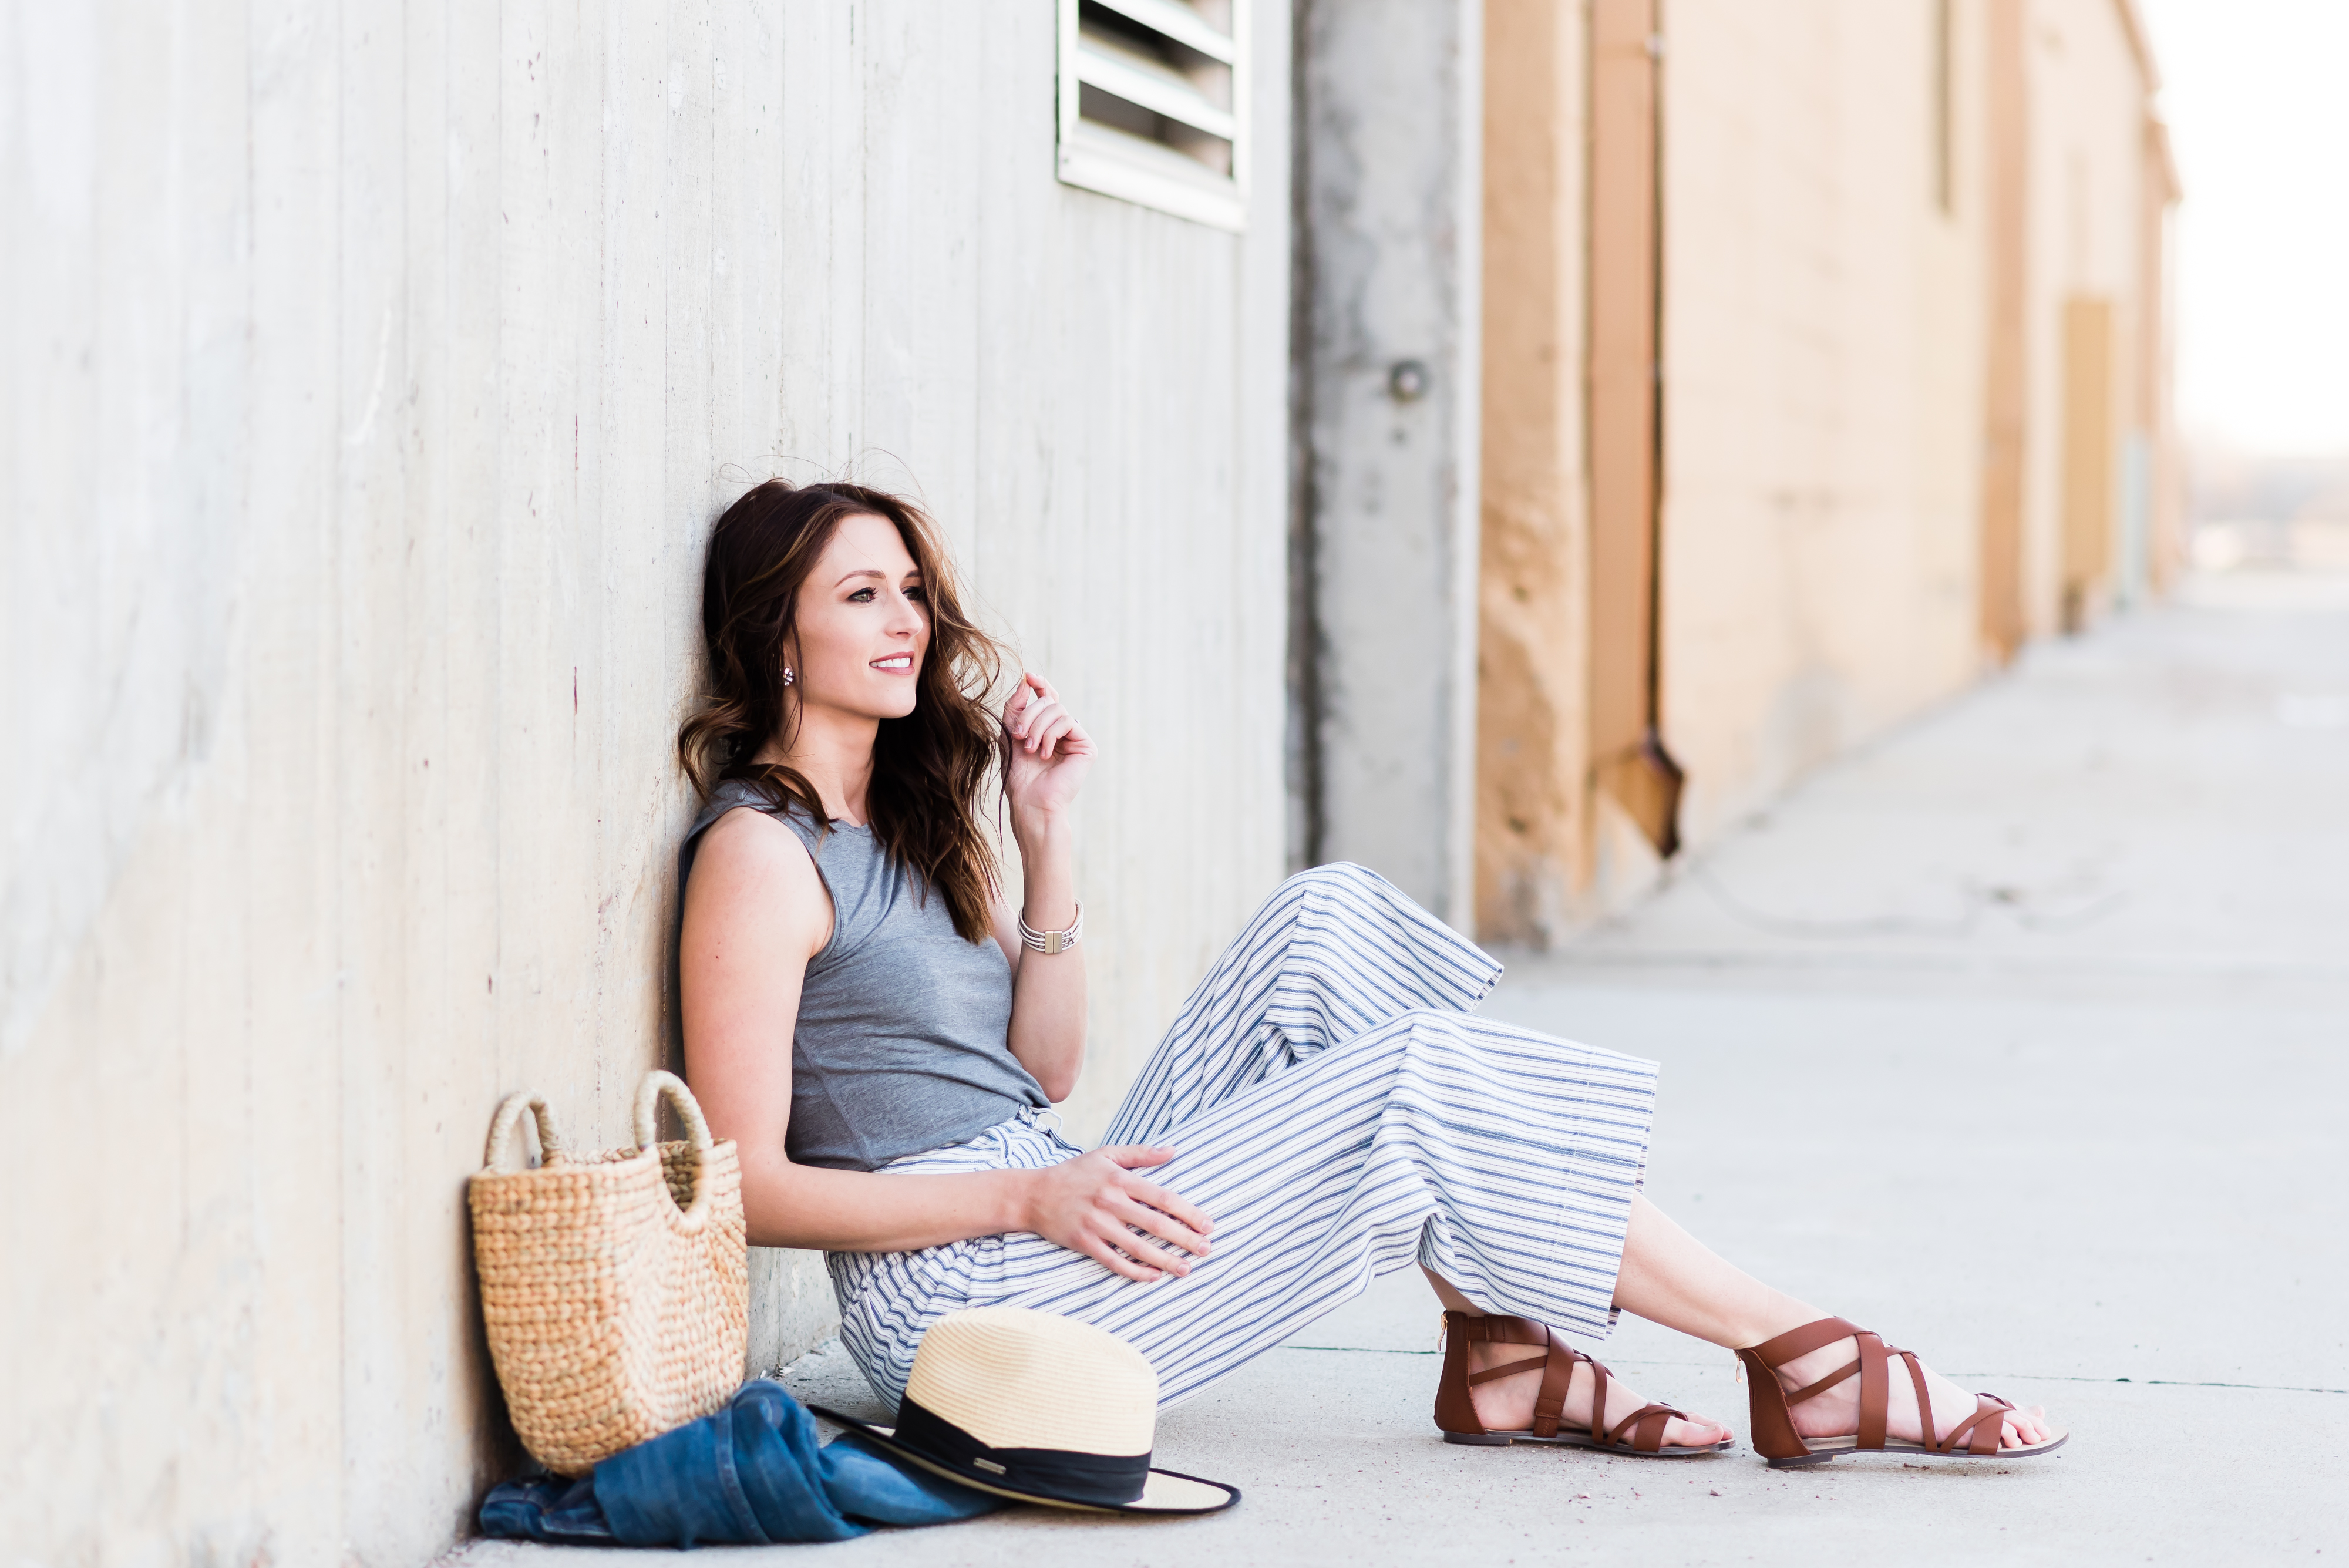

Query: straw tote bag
[[469, 1070, 749, 1475]]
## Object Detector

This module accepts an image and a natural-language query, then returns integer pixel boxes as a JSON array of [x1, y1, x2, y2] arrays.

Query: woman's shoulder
[[698, 776, 822, 832], [682, 800, 830, 957], [686, 779, 833, 870], [697, 794, 810, 852], [686, 778, 828, 884]]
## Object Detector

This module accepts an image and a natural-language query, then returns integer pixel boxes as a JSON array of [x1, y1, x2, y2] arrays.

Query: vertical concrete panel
[[1298, 0, 1483, 924], [705, 0, 840, 1379]]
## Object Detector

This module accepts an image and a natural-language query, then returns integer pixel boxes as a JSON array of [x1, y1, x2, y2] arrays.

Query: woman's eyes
[[847, 587, 877, 603], [844, 584, 925, 605]]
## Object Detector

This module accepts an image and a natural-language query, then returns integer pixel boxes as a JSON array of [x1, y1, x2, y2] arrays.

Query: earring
[[782, 665, 796, 687]]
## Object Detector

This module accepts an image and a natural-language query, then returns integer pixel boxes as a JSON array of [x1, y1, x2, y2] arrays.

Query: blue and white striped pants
[[826, 862, 1660, 1409]]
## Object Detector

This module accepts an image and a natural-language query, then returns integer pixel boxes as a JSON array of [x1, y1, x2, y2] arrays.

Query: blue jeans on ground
[[479, 1380, 999, 1547]]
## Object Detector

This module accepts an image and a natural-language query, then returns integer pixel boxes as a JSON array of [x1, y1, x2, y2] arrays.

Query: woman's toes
[[1672, 1415, 1728, 1447]]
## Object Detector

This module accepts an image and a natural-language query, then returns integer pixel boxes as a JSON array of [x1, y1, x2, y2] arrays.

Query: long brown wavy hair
[[678, 480, 1007, 941]]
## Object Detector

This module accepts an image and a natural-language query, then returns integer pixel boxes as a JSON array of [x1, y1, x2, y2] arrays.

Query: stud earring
[[782, 665, 796, 687]]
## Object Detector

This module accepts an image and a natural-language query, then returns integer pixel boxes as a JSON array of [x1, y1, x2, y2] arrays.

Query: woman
[[677, 480, 2062, 1466]]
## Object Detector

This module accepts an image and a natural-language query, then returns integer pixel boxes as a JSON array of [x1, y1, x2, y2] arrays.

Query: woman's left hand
[[1002, 672, 1095, 821]]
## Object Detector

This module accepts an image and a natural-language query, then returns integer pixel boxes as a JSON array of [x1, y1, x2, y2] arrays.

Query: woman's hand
[[1019, 1146, 1214, 1283], [1002, 672, 1094, 823]]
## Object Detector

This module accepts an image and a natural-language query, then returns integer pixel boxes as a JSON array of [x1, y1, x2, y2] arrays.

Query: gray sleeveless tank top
[[676, 778, 1046, 1172]]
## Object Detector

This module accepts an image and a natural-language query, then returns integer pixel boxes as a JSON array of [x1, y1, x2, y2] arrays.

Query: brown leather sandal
[[1435, 1311, 1731, 1457], [1735, 1316, 2069, 1468]]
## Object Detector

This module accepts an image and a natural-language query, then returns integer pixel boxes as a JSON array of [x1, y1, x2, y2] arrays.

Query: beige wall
[[1658, 0, 1991, 846], [2017, 0, 2160, 633], [1, 4, 1292, 1564], [1474, 0, 2172, 937], [1480, 0, 1998, 936], [1478, 0, 1594, 941]]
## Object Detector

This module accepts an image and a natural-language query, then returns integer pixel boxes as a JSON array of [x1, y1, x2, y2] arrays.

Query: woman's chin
[[799, 690, 920, 725]]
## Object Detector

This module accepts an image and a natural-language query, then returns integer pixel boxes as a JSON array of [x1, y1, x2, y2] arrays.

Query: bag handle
[[633, 1070, 716, 1231], [483, 1092, 567, 1172]]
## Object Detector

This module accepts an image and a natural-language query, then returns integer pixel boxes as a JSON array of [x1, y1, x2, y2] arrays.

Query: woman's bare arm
[[991, 674, 1092, 1100], [990, 813, 1085, 1101], [679, 805, 1209, 1274]]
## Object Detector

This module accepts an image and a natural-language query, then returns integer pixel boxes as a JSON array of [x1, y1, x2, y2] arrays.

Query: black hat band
[[893, 1398, 1154, 1507]]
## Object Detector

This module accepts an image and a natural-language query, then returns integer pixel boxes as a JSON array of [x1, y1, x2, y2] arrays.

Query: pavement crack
[[1277, 1346, 2347, 1395], [1954, 1374, 2349, 1395]]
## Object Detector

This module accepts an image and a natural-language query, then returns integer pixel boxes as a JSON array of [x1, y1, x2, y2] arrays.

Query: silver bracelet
[[1018, 901, 1084, 955]]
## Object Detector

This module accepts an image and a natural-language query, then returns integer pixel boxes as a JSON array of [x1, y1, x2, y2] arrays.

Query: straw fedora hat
[[810, 1307, 1237, 1514]]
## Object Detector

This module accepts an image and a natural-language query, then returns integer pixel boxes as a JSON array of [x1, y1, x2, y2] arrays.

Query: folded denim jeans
[[479, 1380, 1002, 1547]]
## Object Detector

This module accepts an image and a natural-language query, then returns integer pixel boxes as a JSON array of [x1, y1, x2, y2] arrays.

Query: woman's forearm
[[1006, 808, 1087, 1099], [741, 1153, 1035, 1252]]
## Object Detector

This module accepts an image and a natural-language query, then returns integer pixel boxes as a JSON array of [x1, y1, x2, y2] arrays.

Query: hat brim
[[807, 1405, 1238, 1515]]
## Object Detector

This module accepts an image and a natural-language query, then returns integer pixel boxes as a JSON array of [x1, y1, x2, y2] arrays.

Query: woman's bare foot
[[1772, 1336, 2055, 1451], [1463, 1334, 1731, 1449]]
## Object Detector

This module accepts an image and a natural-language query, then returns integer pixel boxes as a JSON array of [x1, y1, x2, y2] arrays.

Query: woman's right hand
[[1020, 1146, 1214, 1282]]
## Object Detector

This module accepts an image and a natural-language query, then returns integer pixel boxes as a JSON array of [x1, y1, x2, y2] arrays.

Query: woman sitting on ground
[[676, 480, 2063, 1466]]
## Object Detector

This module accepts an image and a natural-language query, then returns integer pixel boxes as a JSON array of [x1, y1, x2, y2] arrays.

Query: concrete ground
[[457, 570, 2349, 1566]]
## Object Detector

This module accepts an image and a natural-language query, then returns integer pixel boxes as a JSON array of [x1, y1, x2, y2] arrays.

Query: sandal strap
[[1446, 1318, 1708, 1453], [1782, 1358, 1862, 1408], [1744, 1318, 1893, 1451], [1939, 1392, 2011, 1455], [1740, 1316, 2015, 1462], [1605, 1402, 1687, 1453], [1743, 1315, 1870, 1370], [1881, 1343, 2012, 1455], [1445, 1315, 1591, 1441], [1533, 1341, 1586, 1439], [1468, 1353, 1551, 1388], [1882, 1344, 2009, 1455], [1896, 1348, 1935, 1453], [1856, 1330, 1890, 1451], [1449, 1313, 1549, 1347]]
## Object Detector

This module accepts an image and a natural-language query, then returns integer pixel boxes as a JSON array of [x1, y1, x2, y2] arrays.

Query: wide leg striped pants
[[826, 862, 1660, 1409]]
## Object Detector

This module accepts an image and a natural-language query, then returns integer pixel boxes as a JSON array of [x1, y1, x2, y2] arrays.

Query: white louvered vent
[[1057, 0, 1248, 231]]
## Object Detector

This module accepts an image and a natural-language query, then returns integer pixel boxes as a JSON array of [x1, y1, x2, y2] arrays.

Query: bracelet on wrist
[[1017, 901, 1083, 955]]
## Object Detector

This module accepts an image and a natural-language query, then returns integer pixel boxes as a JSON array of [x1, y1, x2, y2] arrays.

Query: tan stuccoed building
[[1475, 0, 2178, 940]]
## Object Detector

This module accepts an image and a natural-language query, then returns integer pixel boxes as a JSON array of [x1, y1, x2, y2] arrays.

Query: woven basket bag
[[469, 1071, 749, 1475]]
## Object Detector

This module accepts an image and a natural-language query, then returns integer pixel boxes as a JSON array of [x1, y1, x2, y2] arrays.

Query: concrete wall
[[1, 4, 1293, 1563], [1294, 0, 1483, 924]]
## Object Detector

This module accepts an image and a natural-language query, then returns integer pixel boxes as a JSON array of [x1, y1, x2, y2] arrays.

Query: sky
[[2137, 0, 2349, 457]]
